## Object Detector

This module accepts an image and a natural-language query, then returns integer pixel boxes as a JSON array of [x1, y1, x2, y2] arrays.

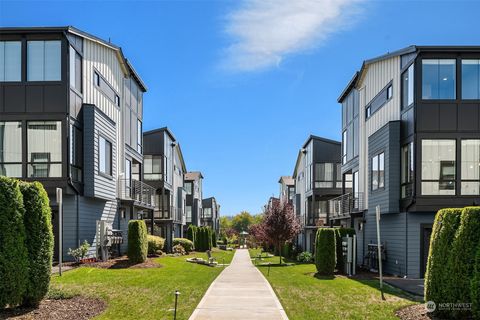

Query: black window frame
[[98, 135, 112, 177], [371, 151, 385, 191]]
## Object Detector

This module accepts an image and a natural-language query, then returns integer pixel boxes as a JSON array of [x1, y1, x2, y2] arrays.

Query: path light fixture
[[174, 290, 180, 320]]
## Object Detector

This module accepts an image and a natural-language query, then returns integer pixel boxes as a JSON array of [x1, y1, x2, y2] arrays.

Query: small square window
[[387, 85, 393, 99], [94, 72, 100, 86]]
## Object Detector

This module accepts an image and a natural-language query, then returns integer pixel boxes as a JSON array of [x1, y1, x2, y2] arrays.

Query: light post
[[173, 290, 180, 320], [56, 188, 63, 276]]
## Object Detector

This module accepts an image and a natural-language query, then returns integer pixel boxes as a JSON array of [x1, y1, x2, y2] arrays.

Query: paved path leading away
[[189, 249, 288, 320]]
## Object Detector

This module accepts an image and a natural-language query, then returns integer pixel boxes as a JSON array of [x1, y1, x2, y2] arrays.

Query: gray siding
[[368, 121, 400, 214], [83, 105, 117, 200]]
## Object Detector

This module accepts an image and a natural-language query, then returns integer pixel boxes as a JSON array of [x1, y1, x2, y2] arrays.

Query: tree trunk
[[278, 240, 282, 265]]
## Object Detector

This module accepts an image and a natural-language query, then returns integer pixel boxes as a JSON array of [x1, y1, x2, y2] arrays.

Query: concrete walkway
[[189, 249, 288, 320]]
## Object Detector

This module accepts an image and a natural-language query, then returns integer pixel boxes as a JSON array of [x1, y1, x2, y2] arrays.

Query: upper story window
[[0, 41, 21, 82], [336, 163, 342, 188], [99, 136, 112, 176], [402, 64, 414, 109], [203, 207, 212, 218], [342, 130, 347, 164], [144, 155, 162, 181], [421, 139, 455, 195], [27, 40, 61, 81], [401, 142, 414, 198], [461, 60, 480, 99], [0, 121, 22, 177], [186, 206, 192, 222], [371, 152, 385, 191], [69, 46, 82, 92], [422, 59, 456, 100], [137, 120, 142, 153], [27, 121, 62, 178], [185, 182, 193, 195], [461, 140, 480, 195], [314, 163, 333, 188], [365, 82, 393, 119], [70, 125, 83, 182]]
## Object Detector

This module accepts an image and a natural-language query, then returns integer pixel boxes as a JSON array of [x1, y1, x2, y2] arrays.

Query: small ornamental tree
[[128, 220, 148, 263], [0, 176, 28, 308], [315, 228, 336, 276], [257, 200, 301, 264], [19, 181, 54, 306]]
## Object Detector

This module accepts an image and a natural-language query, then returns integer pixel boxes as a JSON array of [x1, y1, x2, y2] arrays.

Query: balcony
[[118, 179, 156, 209], [306, 214, 327, 227], [153, 206, 183, 223], [329, 192, 365, 220]]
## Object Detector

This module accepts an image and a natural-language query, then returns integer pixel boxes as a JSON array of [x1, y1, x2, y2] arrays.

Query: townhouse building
[[333, 46, 480, 278], [184, 171, 203, 230], [278, 176, 295, 204], [0, 26, 154, 260], [292, 135, 342, 252], [143, 127, 187, 251], [201, 196, 220, 236]]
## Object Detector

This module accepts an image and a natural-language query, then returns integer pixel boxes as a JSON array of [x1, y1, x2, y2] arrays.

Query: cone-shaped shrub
[[315, 228, 336, 275], [0, 176, 28, 308], [212, 230, 217, 248], [472, 245, 480, 319], [19, 181, 54, 306], [207, 227, 213, 250], [424, 208, 462, 311], [128, 220, 148, 263], [447, 207, 480, 318]]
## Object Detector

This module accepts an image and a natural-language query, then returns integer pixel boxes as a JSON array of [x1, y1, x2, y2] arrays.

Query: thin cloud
[[222, 0, 365, 72]]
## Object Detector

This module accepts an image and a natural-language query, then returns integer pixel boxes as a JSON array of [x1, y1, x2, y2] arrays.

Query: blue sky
[[2, 0, 480, 216]]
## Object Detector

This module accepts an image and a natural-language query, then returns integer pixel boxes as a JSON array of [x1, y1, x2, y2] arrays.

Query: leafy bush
[[147, 235, 165, 255], [173, 244, 186, 255], [447, 207, 480, 318], [127, 220, 148, 263], [335, 228, 356, 273], [211, 230, 217, 248], [173, 238, 194, 253], [68, 240, 90, 262], [296, 251, 313, 263], [472, 244, 480, 319], [424, 208, 462, 311], [315, 228, 336, 275], [19, 181, 54, 306], [186, 225, 197, 248], [0, 176, 28, 308]]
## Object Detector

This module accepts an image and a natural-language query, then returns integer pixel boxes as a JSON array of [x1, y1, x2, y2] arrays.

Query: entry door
[[421, 226, 433, 278]]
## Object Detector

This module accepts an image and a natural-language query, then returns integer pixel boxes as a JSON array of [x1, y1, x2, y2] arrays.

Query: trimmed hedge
[[424, 208, 462, 310], [472, 245, 480, 319], [335, 228, 355, 273], [173, 238, 194, 253], [186, 225, 197, 248], [127, 220, 148, 263], [315, 228, 336, 275], [0, 176, 28, 308], [447, 206, 480, 318], [19, 181, 54, 306], [211, 230, 217, 248], [147, 235, 165, 255]]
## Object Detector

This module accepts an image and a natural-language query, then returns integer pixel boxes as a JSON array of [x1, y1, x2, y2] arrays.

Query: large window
[[305, 143, 313, 191], [462, 60, 480, 99], [185, 182, 193, 195], [342, 130, 347, 164], [137, 120, 142, 153], [422, 59, 456, 100], [0, 121, 22, 177], [461, 140, 480, 195], [27, 40, 61, 81], [186, 206, 192, 223], [99, 136, 112, 176], [69, 46, 82, 92], [144, 155, 162, 180], [70, 125, 82, 182], [401, 143, 414, 198], [27, 121, 62, 177], [203, 207, 212, 218], [421, 140, 456, 195], [371, 152, 385, 191], [0, 41, 21, 81], [402, 64, 414, 109], [336, 163, 342, 188], [314, 163, 334, 188]]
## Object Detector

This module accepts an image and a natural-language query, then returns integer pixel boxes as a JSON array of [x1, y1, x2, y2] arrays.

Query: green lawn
[[249, 249, 418, 320], [51, 249, 235, 320]]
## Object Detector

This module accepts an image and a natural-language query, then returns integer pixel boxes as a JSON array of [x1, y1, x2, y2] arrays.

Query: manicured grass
[[249, 249, 418, 320], [51, 249, 235, 319]]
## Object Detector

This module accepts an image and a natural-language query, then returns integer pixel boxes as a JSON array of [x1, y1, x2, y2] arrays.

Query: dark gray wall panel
[[439, 104, 457, 131], [417, 104, 439, 131], [44, 85, 66, 113], [26, 86, 43, 112], [458, 104, 479, 131], [4, 85, 25, 112]]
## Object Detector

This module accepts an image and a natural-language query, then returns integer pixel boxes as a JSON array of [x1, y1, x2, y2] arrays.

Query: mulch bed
[[0, 296, 106, 320], [82, 256, 162, 269], [396, 304, 434, 320]]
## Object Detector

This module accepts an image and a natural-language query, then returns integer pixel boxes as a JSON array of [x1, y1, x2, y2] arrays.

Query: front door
[[421, 225, 433, 278]]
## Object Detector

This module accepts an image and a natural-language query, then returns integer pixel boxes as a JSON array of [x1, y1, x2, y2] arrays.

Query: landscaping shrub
[[127, 220, 148, 263], [281, 242, 293, 259], [186, 225, 197, 248], [173, 238, 194, 253], [211, 230, 217, 248], [0, 176, 28, 308], [19, 181, 54, 306], [447, 207, 480, 318], [68, 240, 90, 262], [172, 244, 186, 255], [315, 228, 336, 275], [472, 245, 480, 319], [424, 208, 462, 311], [147, 235, 165, 255], [296, 251, 313, 263], [335, 228, 356, 273], [194, 226, 202, 251], [207, 227, 213, 250]]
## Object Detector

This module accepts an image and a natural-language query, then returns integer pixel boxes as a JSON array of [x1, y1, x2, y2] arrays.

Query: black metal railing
[[118, 179, 156, 208], [329, 192, 365, 219], [153, 205, 183, 222]]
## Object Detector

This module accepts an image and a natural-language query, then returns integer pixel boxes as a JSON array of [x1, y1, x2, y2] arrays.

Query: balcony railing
[[306, 214, 327, 227], [118, 179, 156, 209], [153, 206, 183, 223], [329, 192, 365, 220]]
